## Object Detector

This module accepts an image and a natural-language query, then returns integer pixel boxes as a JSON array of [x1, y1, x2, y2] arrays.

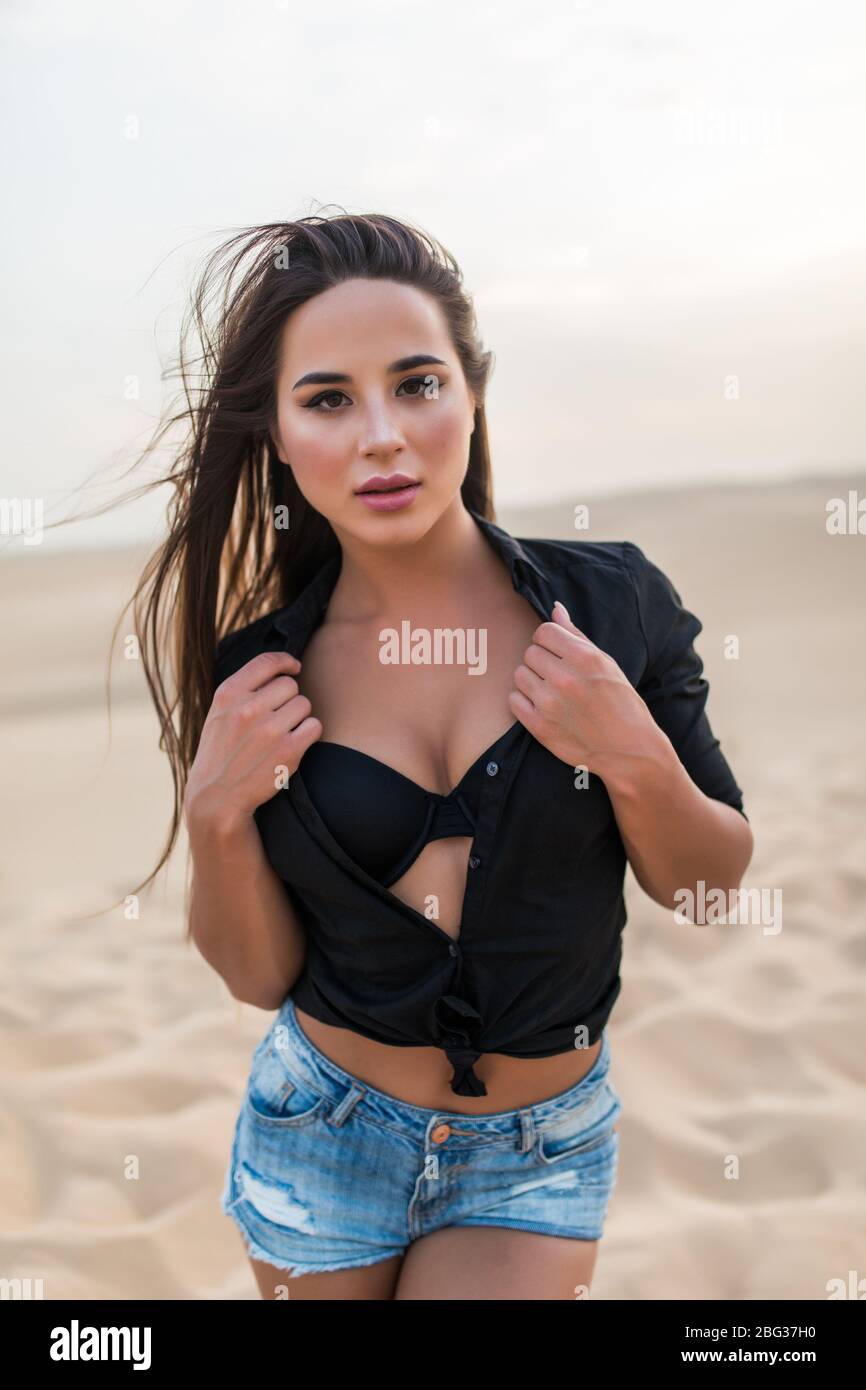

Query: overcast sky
[[2, 0, 864, 549]]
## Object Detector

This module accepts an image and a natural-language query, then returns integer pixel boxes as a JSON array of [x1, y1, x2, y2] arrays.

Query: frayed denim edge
[[223, 1199, 407, 1279]]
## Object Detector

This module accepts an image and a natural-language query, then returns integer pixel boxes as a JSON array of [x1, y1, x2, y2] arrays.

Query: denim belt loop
[[517, 1109, 537, 1154], [328, 1085, 365, 1127]]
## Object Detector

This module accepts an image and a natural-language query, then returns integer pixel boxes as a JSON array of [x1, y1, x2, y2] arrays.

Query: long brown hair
[[70, 209, 498, 913]]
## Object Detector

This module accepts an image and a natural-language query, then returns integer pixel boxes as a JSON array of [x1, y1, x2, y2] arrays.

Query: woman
[[134, 212, 752, 1299]]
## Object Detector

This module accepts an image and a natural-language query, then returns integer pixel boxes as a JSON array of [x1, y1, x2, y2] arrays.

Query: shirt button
[[486, 761, 499, 776], [448, 943, 459, 957], [469, 855, 480, 869], [431, 1123, 451, 1144]]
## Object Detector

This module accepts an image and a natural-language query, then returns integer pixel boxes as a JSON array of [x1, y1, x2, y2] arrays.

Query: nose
[[357, 395, 407, 454]]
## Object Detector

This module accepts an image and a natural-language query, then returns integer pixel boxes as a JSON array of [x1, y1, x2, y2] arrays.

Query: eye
[[304, 375, 445, 412], [397, 374, 443, 399], [304, 389, 349, 413]]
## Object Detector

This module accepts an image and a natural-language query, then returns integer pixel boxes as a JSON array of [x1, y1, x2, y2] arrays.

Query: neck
[[327, 497, 495, 622]]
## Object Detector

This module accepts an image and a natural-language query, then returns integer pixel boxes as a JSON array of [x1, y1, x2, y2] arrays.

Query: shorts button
[[431, 1123, 451, 1144]]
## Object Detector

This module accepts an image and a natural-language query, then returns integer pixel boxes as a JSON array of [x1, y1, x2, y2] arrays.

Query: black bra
[[299, 725, 518, 887]]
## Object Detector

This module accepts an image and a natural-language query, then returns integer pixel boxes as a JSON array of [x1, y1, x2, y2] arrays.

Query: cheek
[[278, 412, 347, 493], [415, 400, 470, 464]]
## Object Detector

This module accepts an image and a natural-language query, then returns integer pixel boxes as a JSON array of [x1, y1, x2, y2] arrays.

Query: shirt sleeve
[[622, 542, 748, 820]]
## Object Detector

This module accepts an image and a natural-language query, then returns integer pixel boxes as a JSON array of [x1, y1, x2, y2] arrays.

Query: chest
[[295, 589, 543, 795]]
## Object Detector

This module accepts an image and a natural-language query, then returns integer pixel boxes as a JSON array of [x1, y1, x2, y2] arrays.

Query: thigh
[[394, 1227, 599, 1300], [221, 1038, 417, 1292], [249, 1253, 405, 1301]]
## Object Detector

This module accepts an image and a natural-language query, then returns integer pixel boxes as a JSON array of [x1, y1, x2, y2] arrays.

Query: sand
[[2, 471, 864, 1300]]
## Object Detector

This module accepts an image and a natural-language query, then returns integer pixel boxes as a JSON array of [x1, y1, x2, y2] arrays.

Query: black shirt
[[213, 508, 747, 1097]]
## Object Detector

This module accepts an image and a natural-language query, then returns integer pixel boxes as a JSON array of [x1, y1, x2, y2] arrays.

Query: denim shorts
[[220, 997, 622, 1278]]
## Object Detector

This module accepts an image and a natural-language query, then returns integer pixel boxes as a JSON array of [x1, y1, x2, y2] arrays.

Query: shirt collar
[[269, 506, 552, 653]]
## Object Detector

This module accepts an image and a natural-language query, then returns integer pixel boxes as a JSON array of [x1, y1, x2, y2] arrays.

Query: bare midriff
[[291, 530, 603, 1116], [294, 1004, 603, 1114]]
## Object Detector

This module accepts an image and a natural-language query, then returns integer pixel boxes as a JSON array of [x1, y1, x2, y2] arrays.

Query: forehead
[[276, 278, 449, 368]]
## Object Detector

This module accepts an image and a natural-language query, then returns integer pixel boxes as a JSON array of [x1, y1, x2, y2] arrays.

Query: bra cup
[[380, 799, 439, 888], [300, 742, 431, 883], [298, 741, 489, 886]]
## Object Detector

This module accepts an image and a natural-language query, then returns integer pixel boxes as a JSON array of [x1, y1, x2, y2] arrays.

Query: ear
[[269, 425, 288, 466]]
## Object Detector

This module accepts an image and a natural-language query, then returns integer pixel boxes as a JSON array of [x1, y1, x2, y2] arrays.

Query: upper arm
[[622, 541, 749, 821]]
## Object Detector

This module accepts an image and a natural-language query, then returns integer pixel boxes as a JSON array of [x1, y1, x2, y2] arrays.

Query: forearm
[[187, 813, 307, 1009], [597, 726, 754, 911]]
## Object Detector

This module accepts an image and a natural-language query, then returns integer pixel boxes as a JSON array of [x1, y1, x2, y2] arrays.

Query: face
[[270, 278, 477, 545]]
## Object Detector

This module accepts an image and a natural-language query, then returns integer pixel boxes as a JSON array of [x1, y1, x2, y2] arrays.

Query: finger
[[249, 672, 302, 714], [522, 642, 563, 681], [534, 619, 595, 657], [508, 688, 540, 729], [513, 662, 545, 703], [287, 713, 323, 751], [222, 687, 310, 774], [279, 691, 315, 732], [531, 620, 574, 656], [246, 713, 323, 798], [225, 649, 302, 693], [277, 712, 323, 786], [551, 600, 590, 640]]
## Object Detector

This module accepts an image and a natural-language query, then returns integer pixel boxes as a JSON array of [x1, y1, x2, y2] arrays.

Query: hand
[[184, 651, 322, 835], [508, 600, 666, 780]]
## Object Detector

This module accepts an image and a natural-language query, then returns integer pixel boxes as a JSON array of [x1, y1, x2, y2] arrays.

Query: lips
[[359, 482, 416, 495], [355, 477, 422, 512], [355, 473, 419, 495]]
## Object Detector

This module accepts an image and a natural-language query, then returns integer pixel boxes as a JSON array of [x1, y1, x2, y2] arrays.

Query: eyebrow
[[292, 354, 448, 391]]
